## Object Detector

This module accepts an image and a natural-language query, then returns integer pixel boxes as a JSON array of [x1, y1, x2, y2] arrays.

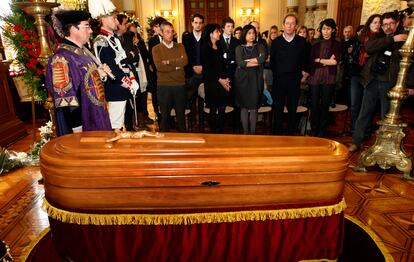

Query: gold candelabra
[[355, 0, 414, 179], [13, 0, 60, 140]]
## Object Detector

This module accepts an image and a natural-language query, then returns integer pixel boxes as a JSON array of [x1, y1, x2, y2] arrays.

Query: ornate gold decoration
[[84, 63, 106, 107], [106, 130, 164, 143], [13, 1, 60, 138], [43, 198, 346, 226], [355, 0, 414, 179]]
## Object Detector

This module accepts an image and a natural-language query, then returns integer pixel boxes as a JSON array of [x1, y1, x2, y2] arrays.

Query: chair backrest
[[203, 106, 234, 114], [198, 83, 205, 100]]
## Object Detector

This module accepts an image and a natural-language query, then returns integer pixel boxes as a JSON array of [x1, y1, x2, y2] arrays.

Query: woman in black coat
[[235, 24, 266, 134], [201, 23, 231, 133]]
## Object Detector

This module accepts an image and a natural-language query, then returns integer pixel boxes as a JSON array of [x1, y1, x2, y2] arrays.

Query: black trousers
[[124, 91, 149, 131], [310, 84, 335, 137], [272, 72, 301, 135], [157, 85, 186, 132]]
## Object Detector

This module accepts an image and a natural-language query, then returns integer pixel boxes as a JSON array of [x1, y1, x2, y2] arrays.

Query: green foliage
[[0, 121, 54, 175], [0, 7, 47, 102], [146, 16, 155, 41], [0, 148, 23, 174]]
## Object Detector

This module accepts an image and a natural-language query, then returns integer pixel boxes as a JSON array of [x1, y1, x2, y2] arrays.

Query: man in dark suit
[[182, 13, 205, 124], [219, 17, 240, 130], [148, 16, 167, 122], [220, 17, 239, 88]]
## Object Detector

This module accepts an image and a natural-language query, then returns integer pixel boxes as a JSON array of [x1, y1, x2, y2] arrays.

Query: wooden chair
[[329, 104, 349, 135], [258, 106, 272, 126], [170, 108, 192, 132]]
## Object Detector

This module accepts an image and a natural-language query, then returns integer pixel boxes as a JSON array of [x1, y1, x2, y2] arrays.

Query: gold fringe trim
[[43, 198, 346, 226], [345, 215, 394, 262], [20, 227, 50, 262]]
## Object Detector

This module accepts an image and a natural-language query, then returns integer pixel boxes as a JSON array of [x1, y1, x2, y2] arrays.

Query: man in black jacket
[[219, 17, 240, 129], [220, 17, 240, 96], [182, 13, 204, 122], [270, 14, 309, 135], [349, 11, 409, 152]]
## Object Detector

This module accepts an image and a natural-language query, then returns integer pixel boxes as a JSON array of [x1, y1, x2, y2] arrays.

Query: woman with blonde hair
[[267, 25, 279, 46], [297, 25, 309, 42]]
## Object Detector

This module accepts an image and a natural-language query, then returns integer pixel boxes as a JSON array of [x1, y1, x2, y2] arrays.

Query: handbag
[[136, 53, 148, 92]]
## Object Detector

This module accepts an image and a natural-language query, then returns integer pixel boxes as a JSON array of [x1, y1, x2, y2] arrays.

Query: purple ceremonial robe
[[46, 42, 112, 136]]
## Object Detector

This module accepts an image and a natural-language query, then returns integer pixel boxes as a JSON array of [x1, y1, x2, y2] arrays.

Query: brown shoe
[[348, 144, 359, 153]]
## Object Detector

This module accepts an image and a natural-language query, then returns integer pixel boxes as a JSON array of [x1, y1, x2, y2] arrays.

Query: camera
[[372, 50, 392, 74]]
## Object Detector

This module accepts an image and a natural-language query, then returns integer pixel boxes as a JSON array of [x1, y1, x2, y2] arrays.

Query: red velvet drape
[[49, 213, 343, 261]]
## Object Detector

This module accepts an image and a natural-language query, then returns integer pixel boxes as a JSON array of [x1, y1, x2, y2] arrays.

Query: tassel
[[43, 198, 346, 226]]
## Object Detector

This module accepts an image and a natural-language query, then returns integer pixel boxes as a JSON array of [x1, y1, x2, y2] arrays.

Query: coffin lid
[[40, 132, 349, 211], [41, 131, 349, 176]]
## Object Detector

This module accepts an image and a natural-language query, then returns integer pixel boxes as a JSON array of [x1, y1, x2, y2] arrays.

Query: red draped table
[[40, 132, 348, 261]]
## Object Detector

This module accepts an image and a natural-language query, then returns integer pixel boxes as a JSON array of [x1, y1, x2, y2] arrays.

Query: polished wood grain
[[0, 61, 26, 147], [1, 99, 414, 261], [40, 132, 348, 211]]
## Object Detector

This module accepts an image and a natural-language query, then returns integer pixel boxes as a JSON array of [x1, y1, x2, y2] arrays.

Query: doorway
[[184, 0, 229, 32]]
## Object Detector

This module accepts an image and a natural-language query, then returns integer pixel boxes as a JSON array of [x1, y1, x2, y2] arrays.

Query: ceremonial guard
[[46, 10, 112, 136], [90, 0, 138, 130]]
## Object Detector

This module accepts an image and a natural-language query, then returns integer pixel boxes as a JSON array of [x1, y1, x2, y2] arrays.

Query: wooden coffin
[[40, 131, 349, 212]]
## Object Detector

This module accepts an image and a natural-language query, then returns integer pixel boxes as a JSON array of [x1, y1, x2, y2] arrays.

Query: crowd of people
[[46, 7, 414, 152]]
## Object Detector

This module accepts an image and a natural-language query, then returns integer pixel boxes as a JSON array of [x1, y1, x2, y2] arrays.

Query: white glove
[[129, 73, 139, 95], [72, 126, 83, 133], [130, 78, 139, 95]]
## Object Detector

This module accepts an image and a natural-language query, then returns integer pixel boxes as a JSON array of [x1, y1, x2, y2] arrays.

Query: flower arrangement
[[0, 7, 47, 102], [0, 121, 54, 175]]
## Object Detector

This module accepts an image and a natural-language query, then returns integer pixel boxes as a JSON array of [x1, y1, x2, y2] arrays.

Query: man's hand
[[97, 63, 111, 78], [408, 89, 414, 96], [394, 34, 408, 42], [218, 78, 231, 92], [193, 65, 202, 74]]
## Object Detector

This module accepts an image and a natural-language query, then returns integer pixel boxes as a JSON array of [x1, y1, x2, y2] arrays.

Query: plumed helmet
[[88, 0, 117, 19]]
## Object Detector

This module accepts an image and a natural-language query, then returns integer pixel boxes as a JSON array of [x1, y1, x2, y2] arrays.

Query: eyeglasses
[[382, 22, 396, 28], [77, 24, 91, 30]]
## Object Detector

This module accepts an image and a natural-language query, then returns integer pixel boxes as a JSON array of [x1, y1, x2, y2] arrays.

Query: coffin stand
[[40, 132, 348, 261]]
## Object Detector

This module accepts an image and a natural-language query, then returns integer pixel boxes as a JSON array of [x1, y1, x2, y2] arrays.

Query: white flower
[[9, 151, 28, 162], [46, 121, 53, 129], [38, 121, 53, 137]]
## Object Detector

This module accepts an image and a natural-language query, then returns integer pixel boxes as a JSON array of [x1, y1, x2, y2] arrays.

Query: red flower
[[28, 50, 36, 57], [21, 30, 26, 36], [23, 35, 30, 41], [29, 58, 38, 65], [13, 25, 20, 31], [36, 69, 43, 76]]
